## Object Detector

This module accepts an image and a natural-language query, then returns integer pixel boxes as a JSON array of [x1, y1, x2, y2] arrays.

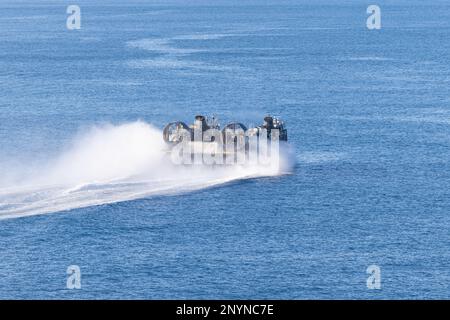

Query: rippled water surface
[[0, 0, 449, 298]]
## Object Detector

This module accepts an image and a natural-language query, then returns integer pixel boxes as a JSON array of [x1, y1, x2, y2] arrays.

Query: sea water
[[0, 0, 449, 298]]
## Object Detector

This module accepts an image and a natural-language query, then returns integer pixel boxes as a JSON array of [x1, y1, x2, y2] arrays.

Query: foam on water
[[126, 38, 202, 55], [0, 121, 291, 220]]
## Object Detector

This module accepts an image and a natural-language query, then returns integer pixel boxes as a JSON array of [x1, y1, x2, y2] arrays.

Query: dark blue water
[[0, 0, 449, 299]]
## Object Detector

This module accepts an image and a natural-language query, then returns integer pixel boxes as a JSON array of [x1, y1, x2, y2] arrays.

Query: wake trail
[[0, 121, 291, 220]]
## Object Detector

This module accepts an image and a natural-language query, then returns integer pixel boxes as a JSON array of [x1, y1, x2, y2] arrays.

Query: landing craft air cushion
[[162, 115, 287, 164]]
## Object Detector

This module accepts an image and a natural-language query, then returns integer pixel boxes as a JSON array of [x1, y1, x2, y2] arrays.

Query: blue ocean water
[[0, 0, 450, 299]]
